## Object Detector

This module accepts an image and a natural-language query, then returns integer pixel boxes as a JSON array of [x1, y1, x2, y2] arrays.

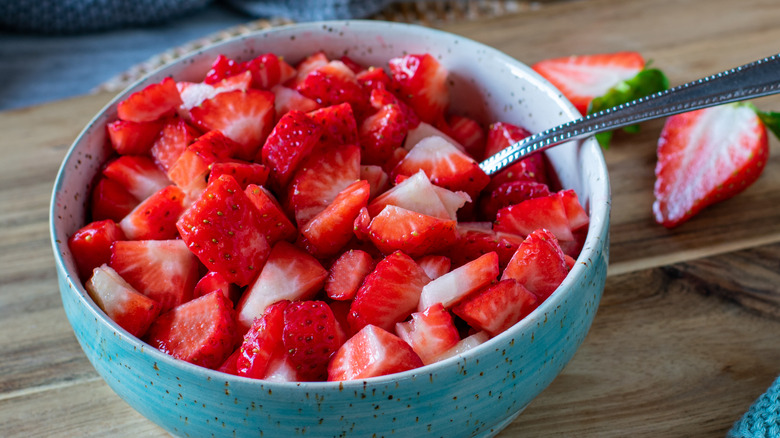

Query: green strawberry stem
[[755, 108, 780, 141], [589, 68, 670, 148]]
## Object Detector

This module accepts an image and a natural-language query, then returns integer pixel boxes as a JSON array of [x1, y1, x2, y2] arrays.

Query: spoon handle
[[479, 53, 780, 176]]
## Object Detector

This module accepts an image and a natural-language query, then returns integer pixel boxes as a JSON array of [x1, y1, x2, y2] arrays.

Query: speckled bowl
[[50, 20, 610, 438]]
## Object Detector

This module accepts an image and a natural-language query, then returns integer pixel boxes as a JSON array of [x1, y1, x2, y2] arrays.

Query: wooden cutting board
[[2, 0, 780, 436]]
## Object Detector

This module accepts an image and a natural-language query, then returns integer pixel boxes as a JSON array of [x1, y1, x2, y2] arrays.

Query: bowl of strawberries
[[50, 20, 610, 437]]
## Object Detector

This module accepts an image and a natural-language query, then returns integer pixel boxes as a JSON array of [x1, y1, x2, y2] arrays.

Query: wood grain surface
[[2, 0, 780, 436]]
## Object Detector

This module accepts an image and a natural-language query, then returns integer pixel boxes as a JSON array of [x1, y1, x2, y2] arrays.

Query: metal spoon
[[479, 53, 780, 176]]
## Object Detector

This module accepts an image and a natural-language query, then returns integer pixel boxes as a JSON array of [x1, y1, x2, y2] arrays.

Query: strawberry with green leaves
[[653, 102, 778, 228]]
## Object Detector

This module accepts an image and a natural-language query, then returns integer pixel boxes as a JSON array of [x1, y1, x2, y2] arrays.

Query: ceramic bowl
[[50, 20, 610, 437]]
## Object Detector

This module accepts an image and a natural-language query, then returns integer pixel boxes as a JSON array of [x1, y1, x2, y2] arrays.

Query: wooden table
[[2, 0, 780, 435]]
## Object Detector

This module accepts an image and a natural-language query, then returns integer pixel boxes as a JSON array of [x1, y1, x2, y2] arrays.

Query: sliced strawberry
[[483, 122, 549, 192], [261, 348, 302, 382], [433, 185, 471, 221], [494, 192, 574, 242], [356, 66, 396, 92], [360, 164, 389, 199], [347, 251, 430, 332], [151, 117, 200, 172], [444, 224, 524, 269], [85, 265, 161, 338], [307, 103, 359, 148], [208, 160, 269, 190], [393, 135, 490, 197], [325, 249, 374, 301], [484, 121, 534, 159], [297, 60, 369, 113], [271, 84, 319, 116], [189, 89, 275, 160], [653, 102, 769, 228], [283, 300, 345, 381], [235, 241, 328, 332], [353, 206, 371, 241], [106, 119, 163, 155], [501, 228, 569, 302], [68, 219, 126, 281], [289, 52, 329, 89], [244, 184, 297, 246], [193, 271, 241, 304], [431, 331, 490, 362], [395, 303, 460, 365], [176, 175, 270, 287], [415, 255, 451, 280], [403, 122, 463, 152], [327, 324, 423, 381], [102, 155, 171, 202], [479, 180, 551, 222], [418, 251, 499, 311], [90, 176, 139, 222], [118, 185, 187, 241], [559, 189, 589, 231], [368, 170, 451, 220], [236, 300, 289, 379], [204, 54, 245, 85], [117, 77, 182, 123], [109, 239, 199, 312], [359, 102, 411, 165], [218, 348, 241, 375], [338, 55, 365, 74], [145, 291, 238, 369], [388, 54, 449, 124], [287, 144, 361, 227], [368, 205, 457, 258], [260, 109, 323, 189], [452, 278, 538, 337], [243, 53, 297, 90], [167, 130, 240, 199], [368, 86, 420, 129], [447, 115, 486, 160], [531, 51, 645, 115], [300, 180, 371, 258], [178, 71, 253, 112]]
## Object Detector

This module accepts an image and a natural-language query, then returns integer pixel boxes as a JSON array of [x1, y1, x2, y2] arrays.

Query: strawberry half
[[531, 51, 645, 115], [144, 291, 238, 369], [109, 239, 199, 312], [653, 102, 769, 228], [327, 324, 423, 381], [85, 265, 161, 338], [176, 174, 270, 287], [282, 300, 345, 381]]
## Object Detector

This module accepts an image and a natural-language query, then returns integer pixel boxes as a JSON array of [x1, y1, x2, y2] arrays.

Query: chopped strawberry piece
[[176, 175, 270, 287], [244, 53, 297, 90], [308, 103, 359, 148], [452, 278, 538, 336], [301, 180, 371, 258], [90, 176, 139, 222], [260, 109, 323, 189], [204, 54, 245, 85], [338, 55, 365, 74], [193, 271, 241, 304], [237, 300, 289, 379], [151, 117, 200, 172], [218, 348, 241, 375], [325, 249, 374, 301], [271, 84, 319, 116], [393, 135, 490, 197], [109, 239, 199, 312], [368, 86, 420, 129], [558, 189, 589, 231], [494, 191, 574, 242], [432, 185, 471, 221], [368, 170, 451, 220], [235, 241, 328, 332], [353, 206, 371, 241], [388, 54, 449, 124], [178, 71, 253, 112], [261, 349, 302, 382], [404, 121, 463, 152], [532, 51, 645, 115], [117, 77, 183, 123], [359, 102, 411, 165], [431, 331, 490, 362], [287, 144, 361, 227], [68, 219, 126, 281], [283, 300, 345, 381], [85, 265, 161, 338], [418, 251, 499, 311], [145, 291, 238, 369], [208, 161, 269, 190], [395, 303, 460, 365], [348, 251, 430, 332], [189, 89, 275, 160], [479, 180, 551, 222], [167, 130, 240, 199], [327, 325, 423, 381], [289, 52, 329, 89], [445, 224, 525, 270], [484, 121, 534, 159], [297, 60, 369, 113], [359, 164, 389, 199], [368, 205, 457, 258], [415, 255, 451, 280], [106, 119, 163, 155], [448, 115, 486, 160], [356, 66, 396, 92], [501, 229, 569, 302], [102, 155, 171, 202], [653, 103, 769, 228], [244, 184, 297, 246], [118, 185, 187, 240]]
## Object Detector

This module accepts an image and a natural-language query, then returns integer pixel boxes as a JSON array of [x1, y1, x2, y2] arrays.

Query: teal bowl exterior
[[50, 21, 610, 437]]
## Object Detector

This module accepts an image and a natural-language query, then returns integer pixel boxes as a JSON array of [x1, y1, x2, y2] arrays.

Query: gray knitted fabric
[[729, 375, 780, 438]]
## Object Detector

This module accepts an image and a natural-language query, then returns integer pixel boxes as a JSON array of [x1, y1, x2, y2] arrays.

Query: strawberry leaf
[[589, 68, 670, 148], [756, 110, 780, 140]]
